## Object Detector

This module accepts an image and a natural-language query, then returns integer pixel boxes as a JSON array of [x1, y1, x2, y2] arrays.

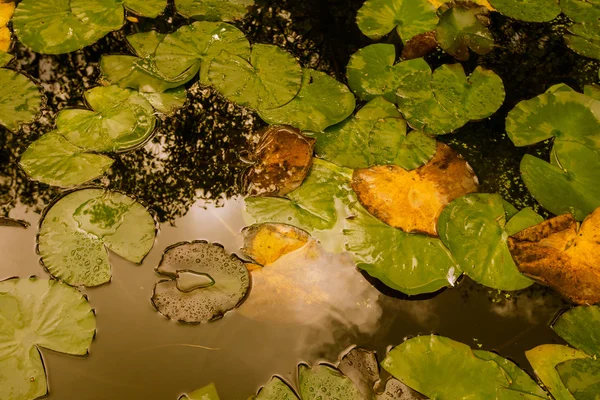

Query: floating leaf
[[556, 358, 600, 399], [356, 0, 439, 43], [38, 189, 156, 287], [175, 0, 254, 21], [242, 126, 316, 197], [182, 383, 221, 400], [258, 68, 356, 132], [314, 97, 436, 169], [0, 68, 41, 131], [401, 31, 439, 60], [553, 306, 600, 357], [526, 344, 588, 400], [428, 0, 494, 10], [241, 223, 309, 266], [508, 208, 600, 304], [298, 364, 363, 400], [487, 0, 561, 22], [344, 205, 460, 295], [123, 0, 166, 18], [140, 87, 188, 114], [208, 43, 302, 110], [252, 377, 299, 400], [435, 5, 494, 61], [0, 277, 96, 400], [585, 84, 600, 101], [564, 21, 600, 61], [395, 60, 505, 135], [12, 0, 124, 54], [561, 0, 600, 25], [353, 143, 478, 236], [152, 241, 250, 323], [438, 194, 539, 291], [154, 21, 249, 84], [0, 50, 13, 67]]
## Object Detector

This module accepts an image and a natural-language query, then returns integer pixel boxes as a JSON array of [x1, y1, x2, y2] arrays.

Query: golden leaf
[[0, 26, 9, 52], [241, 223, 309, 266], [0, 1, 15, 27]]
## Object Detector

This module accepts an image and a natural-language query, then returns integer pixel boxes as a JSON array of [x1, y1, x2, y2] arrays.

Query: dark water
[[1, 0, 598, 398]]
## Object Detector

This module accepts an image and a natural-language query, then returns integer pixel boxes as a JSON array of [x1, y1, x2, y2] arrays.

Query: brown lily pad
[[243, 125, 316, 196], [401, 31, 438, 60], [508, 207, 600, 305], [352, 143, 478, 236]]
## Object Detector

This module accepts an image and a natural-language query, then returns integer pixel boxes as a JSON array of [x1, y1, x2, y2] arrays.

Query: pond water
[[1, 0, 599, 399]]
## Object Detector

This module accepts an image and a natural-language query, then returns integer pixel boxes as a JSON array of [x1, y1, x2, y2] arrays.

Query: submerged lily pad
[[175, 0, 254, 21], [252, 377, 299, 400], [352, 143, 478, 236], [356, 0, 438, 43], [438, 193, 540, 291], [0, 277, 96, 400], [243, 126, 316, 197], [208, 43, 302, 110], [152, 241, 250, 323], [0, 69, 42, 131], [38, 189, 157, 287], [258, 68, 356, 132], [315, 97, 436, 169], [298, 364, 363, 400], [435, 5, 494, 61], [155, 21, 250, 84], [344, 205, 460, 295], [182, 383, 221, 400], [508, 210, 600, 304], [487, 0, 561, 22]]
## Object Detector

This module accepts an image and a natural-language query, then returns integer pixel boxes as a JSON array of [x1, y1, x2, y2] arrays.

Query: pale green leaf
[[298, 364, 363, 400], [253, 377, 299, 400], [175, 0, 254, 21], [182, 383, 221, 400], [0, 69, 41, 131], [123, 0, 167, 17]]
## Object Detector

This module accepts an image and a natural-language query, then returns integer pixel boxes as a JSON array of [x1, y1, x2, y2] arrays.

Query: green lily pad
[[208, 43, 302, 110], [0, 69, 42, 131], [140, 87, 188, 114], [0, 51, 13, 67], [526, 344, 589, 400], [123, 0, 167, 17], [382, 335, 530, 399], [356, 0, 438, 43], [38, 188, 157, 287], [19, 132, 115, 187], [0, 277, 96, 400], [553, 306, 600, 357], [487, 0, 561, 22], [438, 194, 540, 291], [182, 383, 221, 400], [12, 0, 124, 54], [155, 21, 250, 84], [584, 84, 600, 101], [344, 205, 460, 295], [560, 0, 600, 25], [314, 96, 436, 169], [298, 364, 363, 400], [258, 68, 356, 132], [565, 22, 600, 61], [556, 358, 600, 399], [395, 60, 505, 135], [175, 0, 254, 21], [252, 377, 299, 400], [436, 6, 494, 61], [152, 241, 250, 323]]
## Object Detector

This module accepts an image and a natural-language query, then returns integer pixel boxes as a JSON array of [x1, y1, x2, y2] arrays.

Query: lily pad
[[556, 358, 600, 399], [564, 21, 600, 61], [241, 223, 309, 267], [561, 0, 600, 25], [526, 344, 589, 400], [356, 0, 439, 43], [435, 5, 494, 61], [182, 383, 221, 400], [0, 68, 42, 131], [152, 241, 250, 323], [12, 0, 124, 54], [314, 96, 436, 169], [438, 194, 540, 291], [258, 68, 356, 132], [155, 21, 250, 84], [508, 208, 600, 304], [175, 0, 254, 21], [352, 143, 478, 236], [252, 377, 299, 400], [298, 364, 363, 400], [553, 306, 600, 357], [242, 126, 316, 196], [487, 0, 561, 22], [123, 0, 167, 18], [38, 188, 157, 287], [0, 51, 13, 67], [208, 43, 302, 110], [140, 87, 188, 114], [0, 277, 96, 400], [344, 205, 461, 295]]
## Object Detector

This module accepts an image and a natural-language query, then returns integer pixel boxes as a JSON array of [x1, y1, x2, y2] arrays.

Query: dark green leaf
[[436, 6, 494, 61], [553, 306, 600, 357], [488, 0, 561, 22], [556, 358, 600, 400]]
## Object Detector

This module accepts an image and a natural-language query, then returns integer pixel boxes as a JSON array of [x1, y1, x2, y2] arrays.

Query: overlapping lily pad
[[298, 364, 363, 399], [314, 96, 437, 169], [356, 0, 438, 43], [436, 4, 494, 61], [258, 68, 356, 132], [438, 193, 541, 291], [152, 241, 250, 323], [0, 277, 96, 399], [488, 0, 561, 22], [208, 43, 302, 110], [506, 87, 600, 220], [38, 188, 157, 287], [123, 0, 167, 18], [155, 21, 250, 84], [175, 0, 254, 21], [253, 377, 299, 400], [0, 68, 42, 131]]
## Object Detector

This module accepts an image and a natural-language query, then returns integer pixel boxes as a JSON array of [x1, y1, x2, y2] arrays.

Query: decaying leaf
[[401, 31, 438, 60], [0, 216, 29, 228], [241, 223, 309, 266], [508, 207, 600, 304], [243, 126, 316, 197], [352, 143, 478, 236]]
